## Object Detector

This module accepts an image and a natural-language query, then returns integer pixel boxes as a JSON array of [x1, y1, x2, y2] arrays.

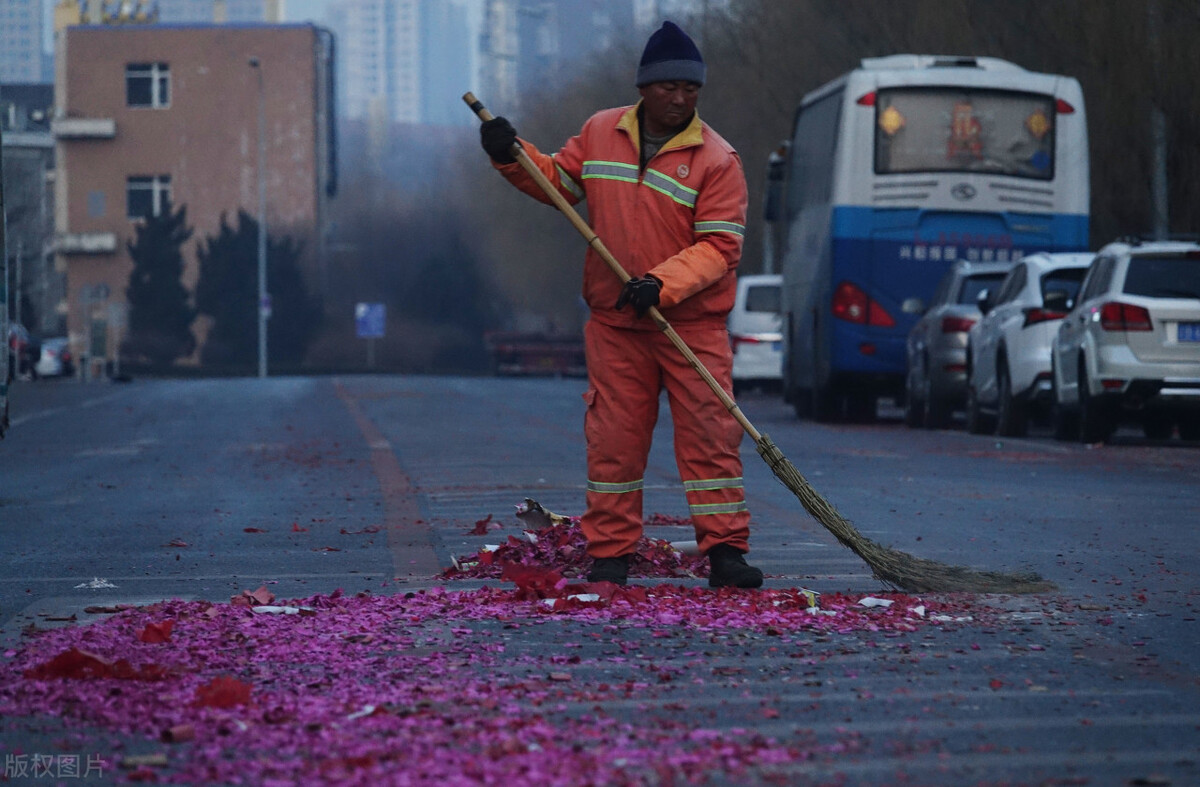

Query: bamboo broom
[[464, 92, 1054, 594]]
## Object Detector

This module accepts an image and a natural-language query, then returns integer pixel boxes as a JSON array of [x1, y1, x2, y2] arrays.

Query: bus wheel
[[847, 392, 876, 423], [811, 384, 839, 423]]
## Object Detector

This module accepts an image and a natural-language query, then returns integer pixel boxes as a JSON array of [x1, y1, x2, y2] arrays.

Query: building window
[[126, 63, 170, 108], [127, 175, 171, 219]]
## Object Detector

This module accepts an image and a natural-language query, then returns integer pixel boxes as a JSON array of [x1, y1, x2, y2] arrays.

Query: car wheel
[[924, 396, 953, 430], [903, 372, 923, 428], [965, 385, 993, 435], [1178, 415, 1200, 442], [846, 391, 876, 423], [903, 391, 923, 428], [1142, 411, 1174, 440], [1078, 361, 1115, 443], [1050, 367, 1078, 441], [995, 360, 1028, 437]]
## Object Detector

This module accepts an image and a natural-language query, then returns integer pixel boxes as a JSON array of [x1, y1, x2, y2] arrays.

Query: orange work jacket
[[494, 103, 748, 330]]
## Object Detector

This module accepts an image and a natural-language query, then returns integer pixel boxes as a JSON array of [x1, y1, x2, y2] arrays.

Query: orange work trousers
[[581, 319, 750, 558]]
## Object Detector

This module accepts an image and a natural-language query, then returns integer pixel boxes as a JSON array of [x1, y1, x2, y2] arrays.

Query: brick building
[[53, 22, 335, 368]]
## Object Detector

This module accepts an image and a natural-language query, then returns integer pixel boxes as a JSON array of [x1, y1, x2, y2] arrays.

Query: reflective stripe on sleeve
[[587, 478, 645, 494], [694, 220, 745, 237], [556, 164, 584, 200]]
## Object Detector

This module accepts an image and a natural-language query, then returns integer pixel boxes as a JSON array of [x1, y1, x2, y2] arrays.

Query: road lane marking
[[334, 380, 442, 578], [9, 390, 129, 427]]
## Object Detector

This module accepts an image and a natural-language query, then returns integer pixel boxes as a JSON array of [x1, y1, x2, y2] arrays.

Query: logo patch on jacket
[[676, 164, 690, 179]]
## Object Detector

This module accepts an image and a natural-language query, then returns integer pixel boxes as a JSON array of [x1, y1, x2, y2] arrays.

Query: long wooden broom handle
[[463, 92, 763, 443]]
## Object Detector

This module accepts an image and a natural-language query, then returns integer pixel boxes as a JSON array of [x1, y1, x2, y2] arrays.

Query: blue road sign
[[355, 303, 386, 339]]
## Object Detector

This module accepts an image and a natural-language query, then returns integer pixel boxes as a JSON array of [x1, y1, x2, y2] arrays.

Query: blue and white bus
[[762, 55, 1089, 421]]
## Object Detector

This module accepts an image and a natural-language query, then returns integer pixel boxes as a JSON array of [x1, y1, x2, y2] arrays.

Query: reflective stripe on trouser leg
[[684, 476, 748, 520], [661, 324, 751, 554], [581, 320, 662, 558]]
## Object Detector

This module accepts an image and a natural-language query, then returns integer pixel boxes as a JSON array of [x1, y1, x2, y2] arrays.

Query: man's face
[[638, 81, 700, 136]]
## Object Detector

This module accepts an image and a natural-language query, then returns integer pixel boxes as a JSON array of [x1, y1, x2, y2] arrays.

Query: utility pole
[[1147, 0, 1169, 239], [250, 56, 269, 378], [2, 123, 10, 435], [14, 239, 22, 330]]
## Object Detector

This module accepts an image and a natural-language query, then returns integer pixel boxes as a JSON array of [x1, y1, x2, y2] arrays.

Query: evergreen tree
[[123, 201, 196, 367], [194, 210, 321, 368]]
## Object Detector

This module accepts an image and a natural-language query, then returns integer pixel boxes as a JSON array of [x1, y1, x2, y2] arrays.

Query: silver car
[[1051, 239, 1200, 442], [966, 252, 1094, 436], [905, 260, 1010, 429]]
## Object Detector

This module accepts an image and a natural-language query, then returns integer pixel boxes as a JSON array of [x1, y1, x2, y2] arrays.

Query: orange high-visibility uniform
[[493, 103, 750, 558]]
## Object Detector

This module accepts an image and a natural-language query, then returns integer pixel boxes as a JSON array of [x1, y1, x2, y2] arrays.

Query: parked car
[[7, 323, 40, 381], [35, 337, 75, 378], [966, 252, 1094, 436], [904, 259, 1011, 429], [729, 274, 783, 394], [1050, 238, 1200, 442]]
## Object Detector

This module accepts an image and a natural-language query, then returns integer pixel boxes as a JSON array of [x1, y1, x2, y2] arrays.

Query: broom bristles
[[755, 435, 1055, 594]]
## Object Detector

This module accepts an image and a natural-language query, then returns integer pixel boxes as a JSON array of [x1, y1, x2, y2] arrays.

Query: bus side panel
[[779, 92, 843, 404], [826, 207, 1089, 382]]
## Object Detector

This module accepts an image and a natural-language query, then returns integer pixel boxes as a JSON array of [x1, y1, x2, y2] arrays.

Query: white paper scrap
[[74, 578, 117, 589], [858, 597, 894, 608]]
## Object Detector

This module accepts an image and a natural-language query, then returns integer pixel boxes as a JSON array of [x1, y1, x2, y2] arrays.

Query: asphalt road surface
[[1, 375, 1198, 785]]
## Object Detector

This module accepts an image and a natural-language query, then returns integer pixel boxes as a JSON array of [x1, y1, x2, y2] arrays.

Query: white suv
[[1051, 238, 1200, 442], [966, 252, 1095, 436], [729, 274, 783, 394]]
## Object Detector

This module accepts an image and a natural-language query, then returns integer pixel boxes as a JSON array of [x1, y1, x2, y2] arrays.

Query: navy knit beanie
[[636, 21, 705, 87]]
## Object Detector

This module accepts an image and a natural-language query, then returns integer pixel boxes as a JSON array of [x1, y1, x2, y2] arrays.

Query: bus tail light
[[832, 282, 895, 327], [1022, 307, 1068, 327], [1055, 98, 1076, 114], [1099, 302, 1153, 332], [941, 316, 976, 334], [856, 92, 876, 106]]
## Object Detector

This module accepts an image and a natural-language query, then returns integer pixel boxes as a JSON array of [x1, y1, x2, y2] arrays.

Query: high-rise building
[[155, 0, 283, 23], [0, 0, 45, 83], [478, 0, 634, 115], [326, 0, 473, 126]]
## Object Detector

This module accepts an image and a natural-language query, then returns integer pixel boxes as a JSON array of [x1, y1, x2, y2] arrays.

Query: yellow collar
[[618, 101, 704, 154]]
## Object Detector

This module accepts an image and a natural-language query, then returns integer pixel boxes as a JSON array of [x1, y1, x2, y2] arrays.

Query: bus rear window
[[874, 88, 1056, 180]]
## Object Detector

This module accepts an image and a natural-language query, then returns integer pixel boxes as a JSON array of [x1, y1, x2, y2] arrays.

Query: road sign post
[[354, 303, 385, 369]]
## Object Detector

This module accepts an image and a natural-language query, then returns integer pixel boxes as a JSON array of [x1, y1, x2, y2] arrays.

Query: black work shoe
[[707, 544, 764, 589], [587, 555, 630, 585]]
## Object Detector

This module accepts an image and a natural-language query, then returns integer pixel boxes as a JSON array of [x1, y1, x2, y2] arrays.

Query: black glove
[[614, 276, 662, 317], [480, 116, 520, 164]]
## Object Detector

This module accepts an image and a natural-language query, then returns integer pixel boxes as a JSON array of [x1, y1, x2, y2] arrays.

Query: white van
[[729, 274, 783, 394]]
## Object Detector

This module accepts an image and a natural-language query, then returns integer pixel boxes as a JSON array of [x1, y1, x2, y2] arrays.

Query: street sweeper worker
[[478, 20, 762, 589]]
